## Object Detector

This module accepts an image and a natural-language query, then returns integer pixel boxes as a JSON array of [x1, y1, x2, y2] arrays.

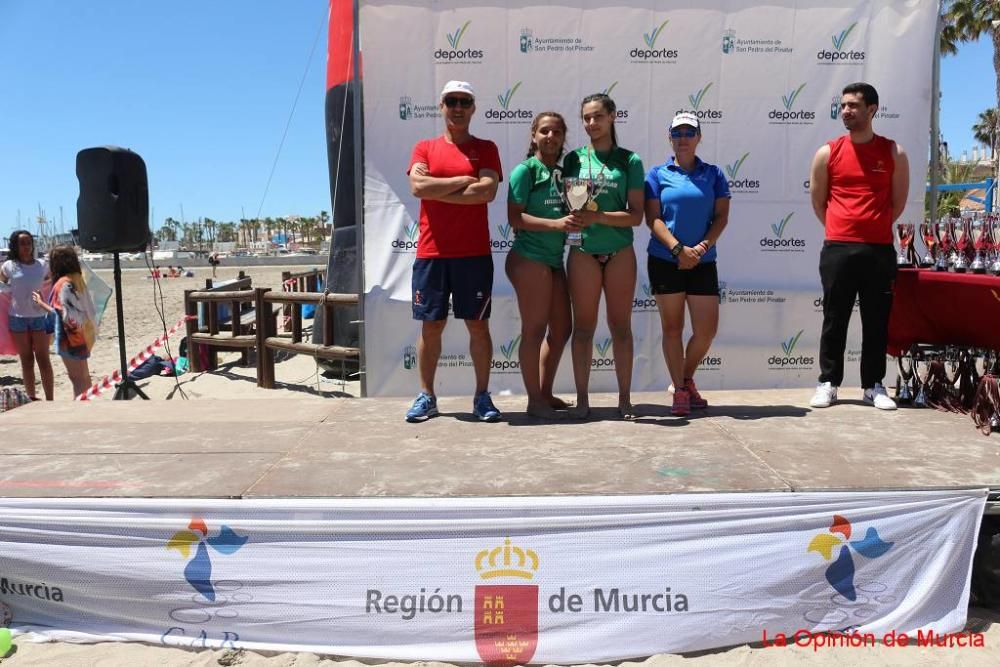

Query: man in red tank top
[[808, 82, 909, 411], [404, 81, 504, 423]]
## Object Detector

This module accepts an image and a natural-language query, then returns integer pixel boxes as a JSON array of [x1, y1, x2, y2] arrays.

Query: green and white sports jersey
[[507, 156, 567, 268], [562, 146, 645, 254]]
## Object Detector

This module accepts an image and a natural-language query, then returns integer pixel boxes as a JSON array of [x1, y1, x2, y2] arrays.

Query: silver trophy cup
[[952, 214, 972, 273], [970, 216, 987, 274], [933, 220, 953, 271], [894, 222, 915, 266], [988, 217, 1000, 275], [559, 176, 595, 247], [919, 221, 936, 267]]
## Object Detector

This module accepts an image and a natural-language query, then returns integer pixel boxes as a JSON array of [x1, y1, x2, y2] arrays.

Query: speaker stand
[[111, 251, 148, 400]]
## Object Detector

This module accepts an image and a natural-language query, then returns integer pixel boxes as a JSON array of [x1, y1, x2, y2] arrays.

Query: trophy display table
[[887, 268, 1000, 356]]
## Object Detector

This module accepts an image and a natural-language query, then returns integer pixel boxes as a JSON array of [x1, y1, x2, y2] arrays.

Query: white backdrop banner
[[360, 1, 937, 396], [0, 491, 985, 662]]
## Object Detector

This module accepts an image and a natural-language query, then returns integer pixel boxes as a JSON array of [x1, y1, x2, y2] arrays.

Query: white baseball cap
[[670, 112, 700, 130], [440, 80, 475, 99]]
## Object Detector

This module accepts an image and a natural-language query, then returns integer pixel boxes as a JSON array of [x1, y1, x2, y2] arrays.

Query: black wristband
[[670, 242, 683, 257]]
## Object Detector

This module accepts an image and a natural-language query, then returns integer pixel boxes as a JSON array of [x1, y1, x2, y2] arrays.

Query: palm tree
[[203, 218, 217, 245], [942, 2, 1000, 111], [926, 160, 979, 217], [973, 107, 1000, 158]]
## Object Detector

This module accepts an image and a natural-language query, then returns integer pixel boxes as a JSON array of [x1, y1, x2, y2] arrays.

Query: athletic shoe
[[405, 392, 438, 422], [685, 377, 708, 409], [809, 382, 838, 408], [473, 391, 502, 422], [671, 387, 691, 416], [863, 383, 897, 411]]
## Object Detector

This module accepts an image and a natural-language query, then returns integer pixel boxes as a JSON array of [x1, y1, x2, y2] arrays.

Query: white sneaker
[[864, 383, 897, 410], [810, 382, 838, 408]]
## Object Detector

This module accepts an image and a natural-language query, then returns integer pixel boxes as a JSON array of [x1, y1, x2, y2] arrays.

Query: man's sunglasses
[[443, 96, 474, 109], [670, 128, 698, 139]]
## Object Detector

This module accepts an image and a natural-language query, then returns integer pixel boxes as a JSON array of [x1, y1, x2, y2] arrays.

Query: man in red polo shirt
[[404, 80, 503, 422], [808, 82, 909, 410]]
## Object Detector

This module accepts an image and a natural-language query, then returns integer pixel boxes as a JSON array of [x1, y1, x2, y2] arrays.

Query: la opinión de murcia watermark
[[762, 628, 985, 650]]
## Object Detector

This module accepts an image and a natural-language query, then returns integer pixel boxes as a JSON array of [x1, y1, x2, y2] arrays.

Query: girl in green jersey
[[563, 94, 645, 419], [506, 112, 579, 418]]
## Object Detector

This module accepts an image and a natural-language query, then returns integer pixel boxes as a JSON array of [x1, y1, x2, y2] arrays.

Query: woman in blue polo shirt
[[644, 113, 731, 417]]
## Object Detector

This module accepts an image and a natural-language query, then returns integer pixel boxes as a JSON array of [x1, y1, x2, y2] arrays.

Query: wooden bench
[[184, 272, 268, 372], [254, 288, 361, 389]]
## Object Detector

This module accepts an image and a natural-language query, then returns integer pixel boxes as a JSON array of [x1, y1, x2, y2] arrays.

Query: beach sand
[[2, 621, 998, 666]]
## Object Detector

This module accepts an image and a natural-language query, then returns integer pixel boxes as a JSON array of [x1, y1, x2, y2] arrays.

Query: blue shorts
[[412, 256, 493, 320], [8, 315, 49, 333]]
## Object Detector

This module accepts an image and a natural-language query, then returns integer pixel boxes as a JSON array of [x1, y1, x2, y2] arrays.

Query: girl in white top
[[0, 230, 53, 400]]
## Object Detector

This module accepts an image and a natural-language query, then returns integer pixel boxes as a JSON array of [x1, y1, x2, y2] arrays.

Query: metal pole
[[351, 0, 367, 398], [929, 12, 943, 224]]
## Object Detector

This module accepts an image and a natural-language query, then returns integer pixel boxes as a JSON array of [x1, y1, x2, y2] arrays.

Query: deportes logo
[[818, 22, 865, 63], [633, 283, 657, 311], [630, 20, 678, 62], [724, 153, 760, 193], [492, 335, 522, 372], [602, 82, 629, 120], [392, 221, 419, 252], [593, 337, 615, 370], [435, 20, 484, 62], [807, 515, 893, 601], [486, 82, 533, 123], [699, 355, 723, 371], [768, 83, 815, 123], [491, 222, 515, 252], [168, 517, 249, 602], [760, 212, 806, 252], [768, 330, 814, 369], [674, 82, 722, 123]]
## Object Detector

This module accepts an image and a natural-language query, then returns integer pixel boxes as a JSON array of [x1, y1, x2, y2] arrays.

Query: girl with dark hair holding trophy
[[506, 112, 578, 418], [644, 112, 731, 417], [562, 93, 645, 419]]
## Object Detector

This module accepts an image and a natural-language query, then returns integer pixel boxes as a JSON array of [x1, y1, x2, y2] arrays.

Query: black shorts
[[647, 256, 719, 296], [412, 256, 493, 320]]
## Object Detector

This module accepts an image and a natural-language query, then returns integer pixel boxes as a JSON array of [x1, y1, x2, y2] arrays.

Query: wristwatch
[[670, 242, 684, 257]]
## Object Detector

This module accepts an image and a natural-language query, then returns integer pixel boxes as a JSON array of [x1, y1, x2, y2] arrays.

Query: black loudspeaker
[[76, 146, 150, 252]]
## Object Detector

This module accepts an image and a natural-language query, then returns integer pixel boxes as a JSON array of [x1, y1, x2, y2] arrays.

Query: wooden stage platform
[[1, 389, 997, 505]]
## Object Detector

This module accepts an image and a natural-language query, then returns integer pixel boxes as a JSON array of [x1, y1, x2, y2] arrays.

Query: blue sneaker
[[405, 392, 438, 422], [473, 391, 501, 422]]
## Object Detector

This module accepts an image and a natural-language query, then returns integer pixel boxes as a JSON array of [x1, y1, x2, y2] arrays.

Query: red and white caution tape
[[75, 315, 196, 401]]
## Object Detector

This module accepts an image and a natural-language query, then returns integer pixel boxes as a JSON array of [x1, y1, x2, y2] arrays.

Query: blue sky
[[0, 2, 995, 240], [940, 35, 996, 162], [0, 0, 330, 239]]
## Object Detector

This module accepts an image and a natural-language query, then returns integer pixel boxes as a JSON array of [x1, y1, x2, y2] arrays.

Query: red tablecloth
[[887, 269, 1000, 356]]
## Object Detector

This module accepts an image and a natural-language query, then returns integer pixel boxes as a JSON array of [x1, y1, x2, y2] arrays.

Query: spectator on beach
[[208, 252, 221, 278], [404, 80, 503, 423], [0, 230, 53, 400], [167, 265, 178, 278], [644, 112, 731, 417], [809, 82, 909, 411], [562, 93, 644, 420], [32, 246, 97, 398], [506, 111, 576, 418]]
